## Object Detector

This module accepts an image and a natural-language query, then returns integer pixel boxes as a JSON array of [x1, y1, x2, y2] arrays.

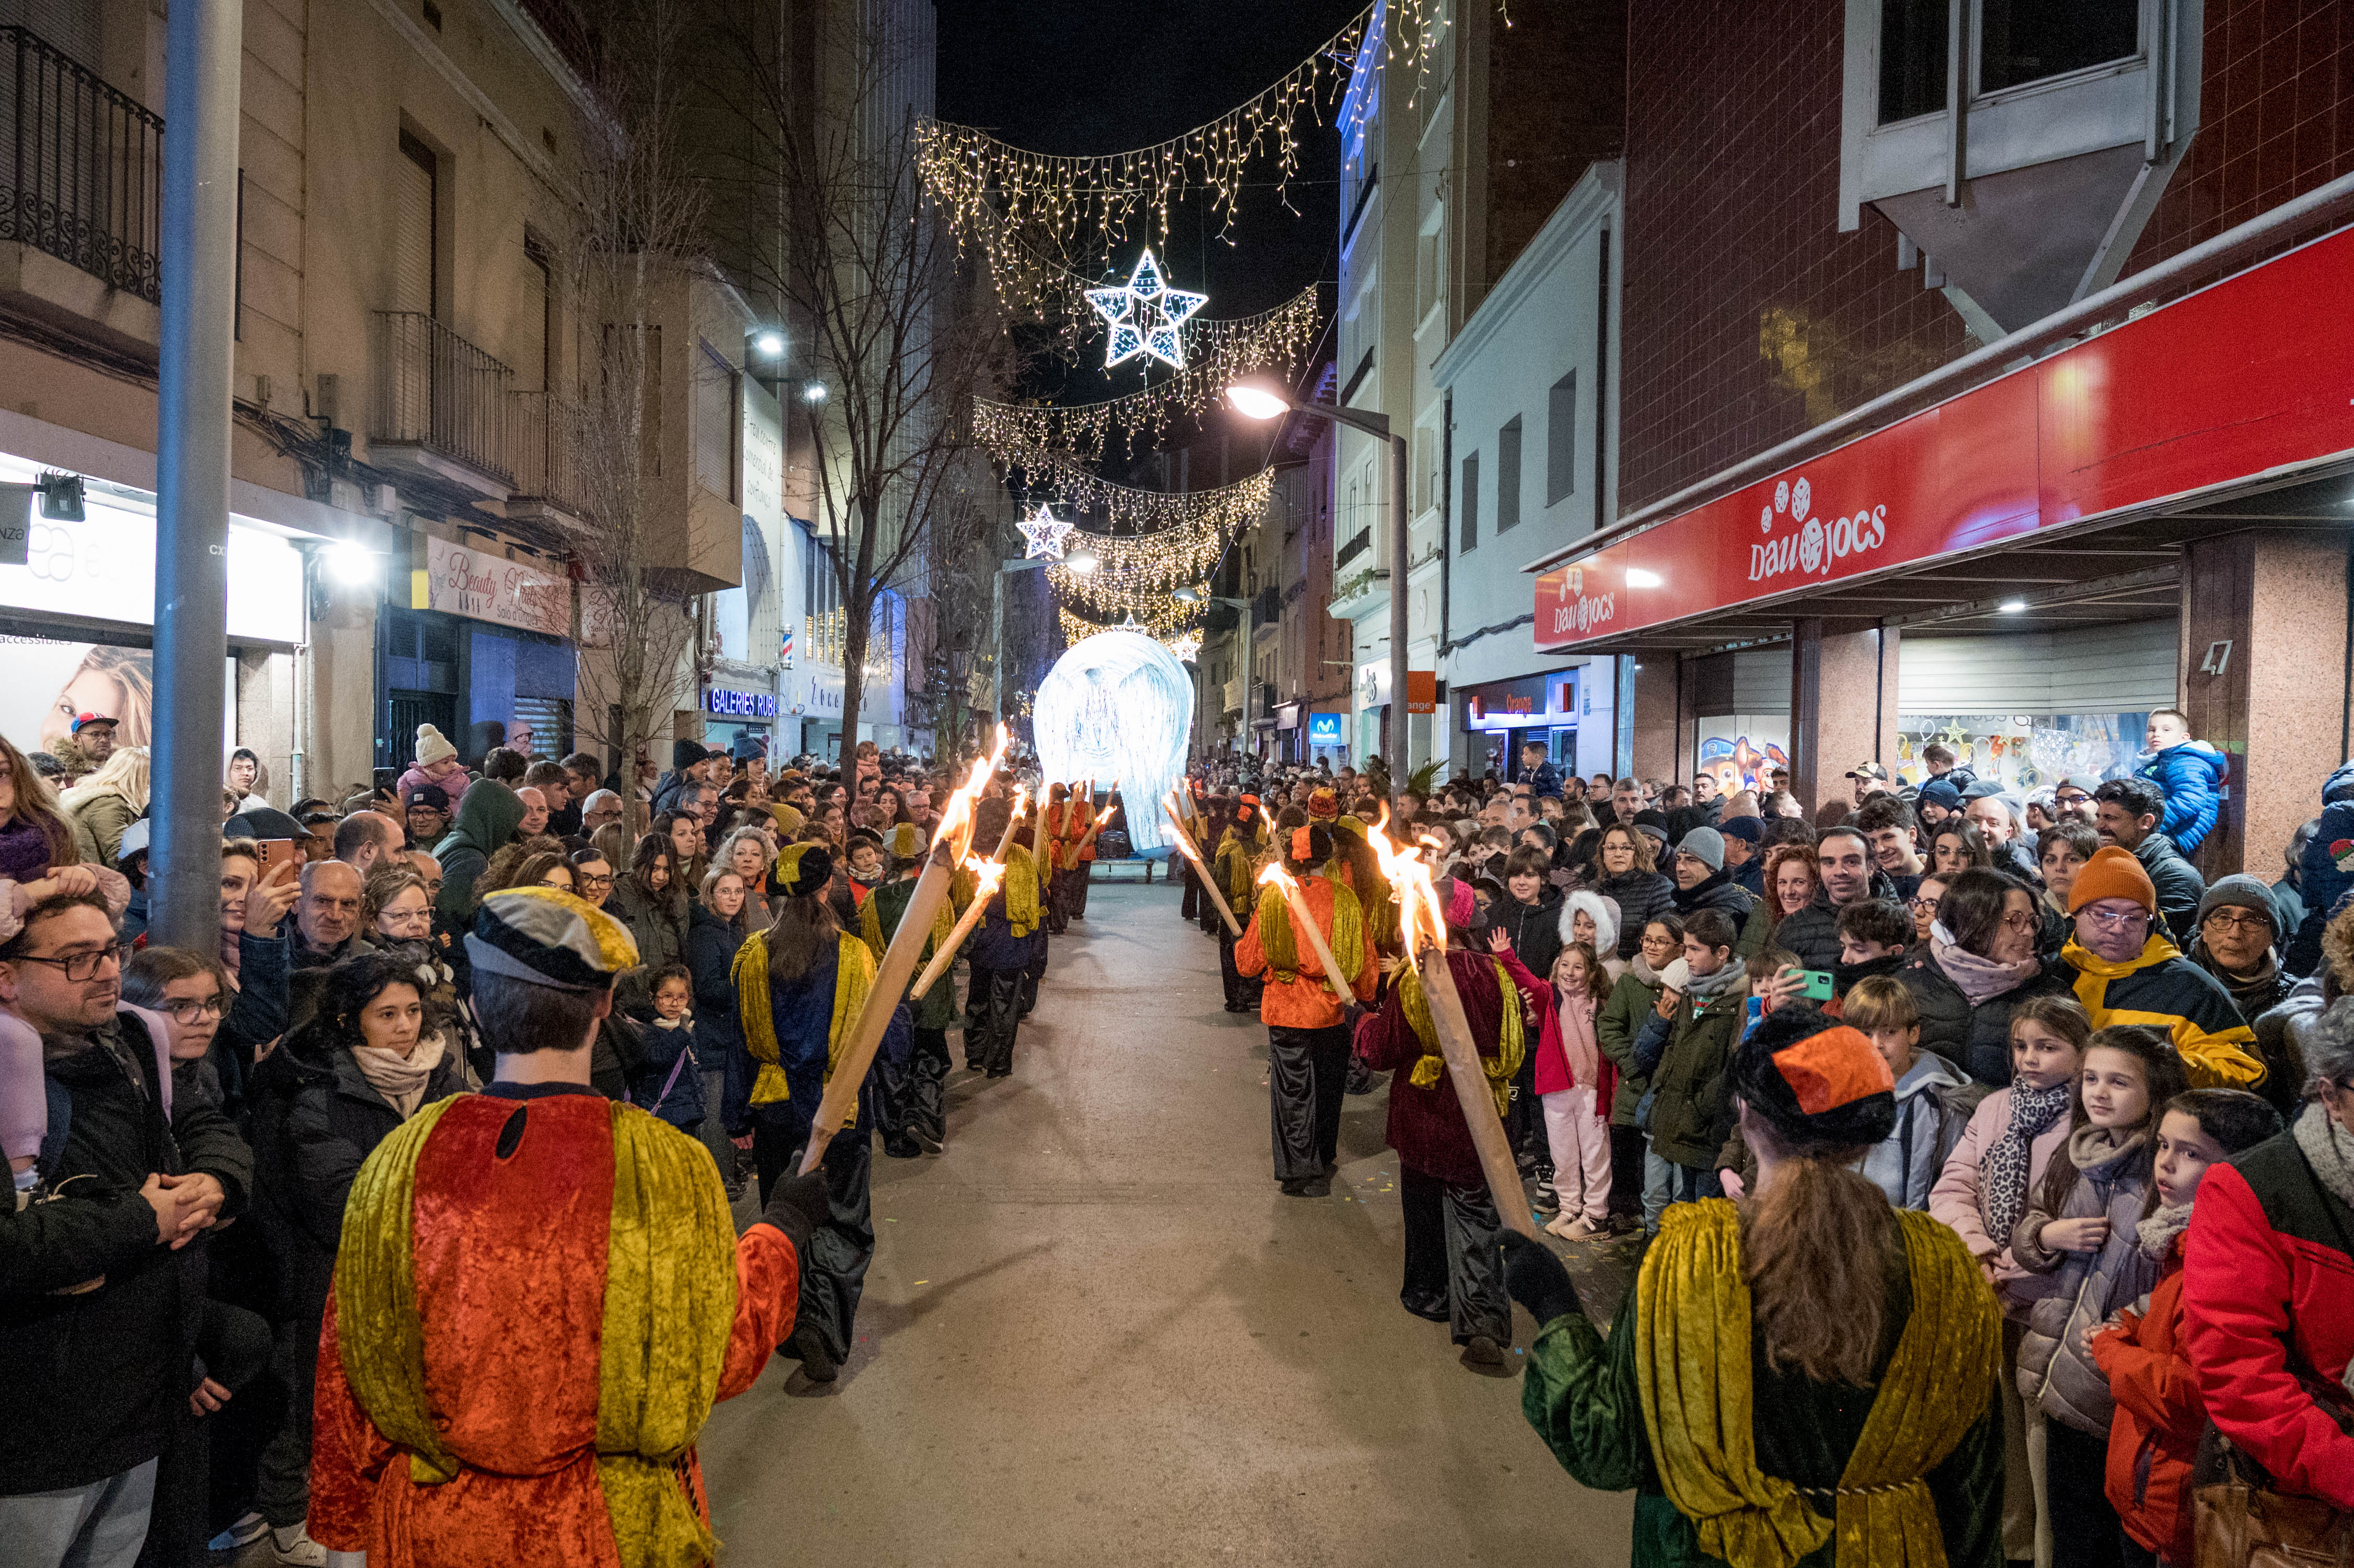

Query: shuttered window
[[393, 132, 437, 318], [517, 232, 551, 390], [1900, 620, 2178, 715]]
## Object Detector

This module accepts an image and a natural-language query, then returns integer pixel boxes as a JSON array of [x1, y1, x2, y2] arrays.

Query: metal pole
[[1387, 430, 1409, 776], [150, 0, 243, 951]]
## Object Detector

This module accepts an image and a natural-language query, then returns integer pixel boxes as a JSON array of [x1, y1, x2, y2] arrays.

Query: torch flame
[[930, 723, 1009, 864], [1257, 860, 1295, 893], [965, 854, 1008, 900], [1365, 808, 1450, 954]]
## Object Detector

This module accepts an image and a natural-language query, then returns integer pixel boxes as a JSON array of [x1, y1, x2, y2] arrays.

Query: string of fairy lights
[[936, 0, 1500, 656]]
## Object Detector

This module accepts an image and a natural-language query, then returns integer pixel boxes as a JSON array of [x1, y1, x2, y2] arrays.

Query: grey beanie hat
[[2196, 873, 2280, 936], [1676, 826, 1727, 873]]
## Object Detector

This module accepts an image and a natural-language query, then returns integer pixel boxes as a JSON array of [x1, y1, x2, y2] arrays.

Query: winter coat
[[285, 927, 375, 1038], [2064, 933, 2266, 1090], [247, 1023, 466, 1338], [7, 1011, 253, 1495], [1353, 947, 1528, 1189], [1895, 948, 2075, 1087], [1669, 867, 1755, 923], [1633, 981, 1746, 1170], [1591, 869, 1674, 961], [2089, 1232, 2202, 1564], [395, 762, 472, 806], [2012, 1135, 2159, 1434], [687, 900, 749, 1077], [2290, 761, 2354, 977], [2137, 740, 2228, 857], [1855, 1051, 1979, 1209], [1491, 890, 1564, 983], [1503, 948, 1616, 1107], [63, 791, 138, 871], [431, 779, 525, 926], [1596, 968, 1665, 1126], [2131, 831, 2206, 945], [1769, 870, 1901, 972], [1927, 1087, 2073, 1317], [2180, 1115, 2354, 1510], [606, 877, 687, 992], [629, 1016, 707, 1127], [2190, 940, 2297, 1027]]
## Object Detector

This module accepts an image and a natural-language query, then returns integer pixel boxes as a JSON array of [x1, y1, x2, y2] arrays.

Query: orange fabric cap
[[2067, 844, 2157, 914], [1291, 826, 1315, 863], [1770, 1025, 1896, 1116]]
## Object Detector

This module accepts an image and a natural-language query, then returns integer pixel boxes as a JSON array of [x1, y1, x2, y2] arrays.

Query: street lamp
[[1226, 375, 1410, 772]]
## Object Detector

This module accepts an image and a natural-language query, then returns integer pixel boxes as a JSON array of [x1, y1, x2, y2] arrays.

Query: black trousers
[[749, 1096, 877, 1365], [1607, 1123, 1646, 1219], [1045, 868, 1069, 934], [966, 966, 1024, 1074], [876, 1025, 950, 1152], [1266, 1024, 1350, 1181], [141, 1299, 275, 1566], [1065, 860, 1092, 918], [1180, 859, 1200, 920], [1397, 1165, 1512, 1347], [2044, 1416, 2125, 1568], [1217, 929, 1264, 1011]]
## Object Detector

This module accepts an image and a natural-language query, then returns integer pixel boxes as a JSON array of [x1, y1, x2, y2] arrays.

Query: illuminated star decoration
[[1019, 505, 1076, 560], [1084, 247, 1208, 371], [1117, 613, 1146, 632], [1167, 633, 1202, 663]]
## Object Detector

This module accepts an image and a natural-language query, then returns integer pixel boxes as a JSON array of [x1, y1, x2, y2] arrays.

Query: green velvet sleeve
[[1925, 1387, 2006, 1568], [1520, 1308, 1653, 1495]]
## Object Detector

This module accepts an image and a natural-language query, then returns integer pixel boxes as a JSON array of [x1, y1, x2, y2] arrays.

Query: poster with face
[[1, 637, 155, 760]]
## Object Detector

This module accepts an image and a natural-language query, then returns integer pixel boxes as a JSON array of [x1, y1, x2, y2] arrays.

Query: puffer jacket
[[1928, 1087, 2074, 1318], [1769, 870, 1900, 971], [2180, 1109, 2354, 1510], [1596, 965, 1665, 1125], [629, 1016, 706, 1127], [2287, 759, 2354, 976], [1491, 890, 1563, 983], [1895, 948, 2074, 1087], [63, 791, 139, 871], [2065, 933, 2265, 1090], [2137, 740, 2228, 857], [1590, 869, 1673, 961], [2089, 1223, 2203, 1565], [1669, 867, 1755, 923], [2012, 1129, 2160, 1435]]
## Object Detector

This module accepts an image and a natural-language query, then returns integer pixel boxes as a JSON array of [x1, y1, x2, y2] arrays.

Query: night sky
[[933, 0, 1365, 336]]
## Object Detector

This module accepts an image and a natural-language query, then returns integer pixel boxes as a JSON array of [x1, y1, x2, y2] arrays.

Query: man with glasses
[[2186, 875, 2297, 1024], [0, 893, 252, 1565], [2051, 775, 2099, 827], [577, 789, 625, 840], [2093, 775, 2206, 942], [2063, 845, 2265, 1092]]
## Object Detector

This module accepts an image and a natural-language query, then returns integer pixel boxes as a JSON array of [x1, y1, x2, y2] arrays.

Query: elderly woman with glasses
[[1893, 866, 2075, 1087]]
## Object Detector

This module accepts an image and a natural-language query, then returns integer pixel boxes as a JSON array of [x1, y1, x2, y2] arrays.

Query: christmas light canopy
[[1086, 248, 1207, 371], [1018, 506, 1076, 560]]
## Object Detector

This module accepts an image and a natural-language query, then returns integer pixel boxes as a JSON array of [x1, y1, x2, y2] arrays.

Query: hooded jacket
[[2137, 739, 2228, 857], [1856, 1050, 1978, 1209], [1491, 888, 1564, 984], [1590, 868, 1674, 962], [2288, 758, 2354, 976], [2064, 932, 2265, 1090], [431, 779, 526, 926]]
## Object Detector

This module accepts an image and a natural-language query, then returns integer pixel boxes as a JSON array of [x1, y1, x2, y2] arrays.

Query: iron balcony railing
[[507, 388, 588, 517], [373, 311, 515, 485], [0, 25, 163, 303]]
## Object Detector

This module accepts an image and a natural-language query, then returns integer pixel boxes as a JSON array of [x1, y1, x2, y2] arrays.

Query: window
[[1496, 416, 1522, 533], [1878, 0, 1948, 123], [519, 232, 553, 391], [1415, 426, 1437, 513], [1459, 450, 1479, 553], [393, 130, 437, 318], [1546, 371, 1576, 506], [1416, 224, 1443, 323], [694, 339, 740, 502], [1979, 0, 2139, 94]]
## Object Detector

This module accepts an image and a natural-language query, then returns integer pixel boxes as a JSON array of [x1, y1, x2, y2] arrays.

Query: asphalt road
[[697, 880, 1638, 1567]]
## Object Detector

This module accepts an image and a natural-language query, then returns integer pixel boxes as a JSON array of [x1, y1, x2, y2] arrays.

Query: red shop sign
[[1535, 224, 2354, 651]]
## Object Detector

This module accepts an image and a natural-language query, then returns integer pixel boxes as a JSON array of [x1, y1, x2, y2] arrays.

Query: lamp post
[[1227, 378, 1410, 774]]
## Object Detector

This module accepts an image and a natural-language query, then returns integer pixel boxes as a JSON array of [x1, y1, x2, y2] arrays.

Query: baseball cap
[[70, 712, 117, 734], [1845, 761, 1890, 782]]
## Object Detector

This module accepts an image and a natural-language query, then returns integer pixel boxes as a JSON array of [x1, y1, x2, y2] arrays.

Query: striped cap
[[466, 886, 639, 993]]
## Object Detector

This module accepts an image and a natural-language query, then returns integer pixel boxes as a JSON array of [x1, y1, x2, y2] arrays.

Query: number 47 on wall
[[2199, 639, 2232, 676]]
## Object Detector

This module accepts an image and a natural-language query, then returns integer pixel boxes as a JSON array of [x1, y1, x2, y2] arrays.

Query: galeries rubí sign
[[1534, 219, 2354, 652]]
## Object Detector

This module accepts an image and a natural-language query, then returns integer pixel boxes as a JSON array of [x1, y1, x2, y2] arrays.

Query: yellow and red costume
[[311, 1090, 797, 1567]]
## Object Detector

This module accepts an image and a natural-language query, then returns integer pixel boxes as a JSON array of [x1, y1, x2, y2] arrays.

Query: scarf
[[1684, 956, 1750, 1007], [2294, 1101, 2354, 1212], [1981, 1081, 2074, 1248], [731, 933, 877, 1120], [1395, 956, 1525, 1119], [0, 812, 53, 884], [1637, 1201, 1999, 1568], [2137, 1201, 2193, 1263], [1630, 949, 1669, 989], [2066, 1121, 2148, 1182], [1557, 977, 1601, 1091], [1930, 923, 2043, 1008], [1250, 876, 1364, 990], [335, 1097, 738, 1568], [350, 1034, 446, 1119]]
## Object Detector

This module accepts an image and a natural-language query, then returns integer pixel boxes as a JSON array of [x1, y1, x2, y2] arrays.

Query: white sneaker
[[1545, 1213, 1603, 1240], [271, 1523, 330, 1567], [207, 1511, 268, 1552]]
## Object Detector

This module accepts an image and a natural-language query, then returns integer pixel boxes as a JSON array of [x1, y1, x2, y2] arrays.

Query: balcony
[[0, 25, 164, 353], [505, 388, 590, 525], [371, 312, 515, 496]]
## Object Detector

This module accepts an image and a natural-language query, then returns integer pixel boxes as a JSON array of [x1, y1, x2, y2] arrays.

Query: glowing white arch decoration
[[1031, 629, 1192, 855]]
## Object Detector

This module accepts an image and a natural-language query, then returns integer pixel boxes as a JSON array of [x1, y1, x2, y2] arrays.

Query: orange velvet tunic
[[1234, 875, 1379, 1029], [308, 1091, 799, 1568]]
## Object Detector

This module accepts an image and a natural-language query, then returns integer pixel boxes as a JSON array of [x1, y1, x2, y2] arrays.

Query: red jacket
[[2181, 1129, 2354, 1511], [2089, 1239, 2200, 1562]]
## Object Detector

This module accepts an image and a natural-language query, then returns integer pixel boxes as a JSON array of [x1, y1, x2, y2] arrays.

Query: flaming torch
[[1161, 791, 1242, 937], [909, 787, 1028, 1001], [798, 726, 1008, 1175], [1256, 861, 1348, 998], [1364, 815, 1539, 1238]]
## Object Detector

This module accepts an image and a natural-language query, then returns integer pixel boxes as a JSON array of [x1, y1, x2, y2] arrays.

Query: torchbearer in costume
[[1016, 812, 1053, 1017], [1213, 796, 1267, 1013], [1059, 783, 1099, 923], [1502, 1005, 2003, 1567], [862, 825, 957, 1158], [1236, 824, 1378, 1197], [730, 842, 910, 1383], [1353, 876, 1534, 1374], [1042, 784, 1074, 937], [309, 886, 831, 1568], [961, 799, 1043, 1077]]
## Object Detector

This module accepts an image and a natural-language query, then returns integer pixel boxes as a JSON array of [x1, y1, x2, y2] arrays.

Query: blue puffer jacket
[[2137, 740, 2229, 856], [2287, 760, 2354, 977]]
